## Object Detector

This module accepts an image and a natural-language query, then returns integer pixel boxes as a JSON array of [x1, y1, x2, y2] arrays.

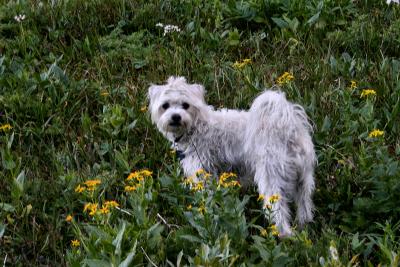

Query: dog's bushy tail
[[244, 90, 315, 162]]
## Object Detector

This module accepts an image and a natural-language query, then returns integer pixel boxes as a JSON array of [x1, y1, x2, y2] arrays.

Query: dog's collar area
[[174, 134, 184, 143], [172, 135, 185, 161], [174, 128, 195, 143], [176, 150, 185, 160]]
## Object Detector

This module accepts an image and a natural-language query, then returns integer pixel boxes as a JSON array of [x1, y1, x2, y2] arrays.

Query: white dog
[[148, 76, 316, 236]]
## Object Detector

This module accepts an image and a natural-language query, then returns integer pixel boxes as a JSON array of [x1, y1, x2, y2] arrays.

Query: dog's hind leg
[[254, 161, 293, 237], [295, 159, 315, 228], [291, 134, 316, 228]]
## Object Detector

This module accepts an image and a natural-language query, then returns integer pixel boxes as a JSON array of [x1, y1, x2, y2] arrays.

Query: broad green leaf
[[2, 152, 16, 170], [0, 203, 15, 212], [321, 116, 331, 132], [114, 150, 130, 172], [179, 234, 202, 243], [7, 132, 14, 149], [271, 17, 288, 29], [306, 12, 321, 26], [15, 170, 25, 191], [176, 250, 184, 267], [0, 224, 6, 238], [112, 221, 126, 256], [83, 259, 111, 267], [12, 171, 25, 199], [84, 225, 112, 241], [118, 240, 137, 267]]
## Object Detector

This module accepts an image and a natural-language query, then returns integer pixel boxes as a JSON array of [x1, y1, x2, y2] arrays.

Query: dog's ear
[[168, 76, 187, 84], [189, 83, 205, 100], [148, 84, 162, 101]]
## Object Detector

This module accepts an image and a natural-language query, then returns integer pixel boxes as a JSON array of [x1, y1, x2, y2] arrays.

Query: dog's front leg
[[179, 153, 204, 181]]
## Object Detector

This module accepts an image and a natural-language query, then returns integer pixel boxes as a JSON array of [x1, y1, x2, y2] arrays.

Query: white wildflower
[[329, 243, 339, 261], [163, 25, 181, 35], [14, 14, 26, 23], [156, 23, 181, 36]]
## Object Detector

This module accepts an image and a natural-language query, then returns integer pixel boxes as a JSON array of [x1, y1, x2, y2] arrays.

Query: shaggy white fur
[[148, 76, 316, 237]]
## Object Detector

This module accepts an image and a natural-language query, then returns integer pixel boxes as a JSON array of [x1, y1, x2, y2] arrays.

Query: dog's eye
[[182, 102, 190, 110], [162, 103, 170, 110]]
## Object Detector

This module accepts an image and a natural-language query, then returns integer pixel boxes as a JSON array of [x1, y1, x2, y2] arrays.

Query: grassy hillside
[[1, 0, 400, 266]]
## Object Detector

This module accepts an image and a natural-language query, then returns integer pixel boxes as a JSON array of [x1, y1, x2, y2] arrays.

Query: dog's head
[[148, 76, 207, 139]]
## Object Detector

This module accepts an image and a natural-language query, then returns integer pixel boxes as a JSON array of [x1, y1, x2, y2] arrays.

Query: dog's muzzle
[[169, 114, 182, 127]]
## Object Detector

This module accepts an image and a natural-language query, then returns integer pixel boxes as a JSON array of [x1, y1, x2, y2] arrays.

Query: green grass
[[1, 0, 400, 266]]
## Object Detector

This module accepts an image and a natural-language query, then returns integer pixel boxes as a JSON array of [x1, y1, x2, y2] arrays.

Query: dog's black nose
[[171, 114, 181, 123]]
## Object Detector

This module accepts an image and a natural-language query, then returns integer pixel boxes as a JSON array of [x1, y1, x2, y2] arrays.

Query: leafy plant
[[1, 0, 400, 265]]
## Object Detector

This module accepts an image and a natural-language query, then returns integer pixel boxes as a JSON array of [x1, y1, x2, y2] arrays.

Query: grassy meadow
[[1, 0, 400, 266]]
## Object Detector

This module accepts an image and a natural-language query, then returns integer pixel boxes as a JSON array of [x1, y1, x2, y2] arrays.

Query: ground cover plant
[[0, 0, 400, 266]]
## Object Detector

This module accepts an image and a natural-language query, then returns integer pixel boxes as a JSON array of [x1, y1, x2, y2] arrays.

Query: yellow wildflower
[[198, 204, 206, 214], [83, 203, 98, 216], [127, 170, 152, 182], [260, 228, 268, 237], [83, 203, 92, 211], [140, 170, 152, 177], [219, 172, 236, 181], [84, 179, 101, 188], [89, 209, 97, 216], [195, 169, 211, 179], [140, 170, 153, 177], [349, 80, 357, 90], [127, 172, 143, 181], [127, 172, 139, 181], [270, 224, 279, 236], [233, 58, 252, 69], [226, 180, 241, 187], [265, 204, 272, 210], [272, 230, 279, 236], [187, 204, 192, 210], [192, 182, 204, 192], [99, 206, 110, 214], [104, 200, 119, 208], [218, 172, 237, 187], [86, 186, 97, 192], [243, 58, 252, 64], [183, 176, 195, 186], [195, 169, 206, 176], [257, 194, 265, 201], [65, 215, 73, 222], [268, 194, 280, 204], [360, 89, 376, 98], [124, 185, 137, 192], [0, 124, 12, 132], [270, 224, 278, 231], [220, 181, 241, 188], [368, 129, 384, 138], [74, 184, 85, 193], [100, 90, 109, 96], [349, 255, 359, 265], [71, 239, 80, 247], [136, 175, 145, 182], [203, 173, 212, 179], [140, 106, 147, 112], [276, 72, 294, 86]]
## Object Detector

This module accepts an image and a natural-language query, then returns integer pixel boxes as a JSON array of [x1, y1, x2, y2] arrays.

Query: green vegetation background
[[0, 0, 399, 266]]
